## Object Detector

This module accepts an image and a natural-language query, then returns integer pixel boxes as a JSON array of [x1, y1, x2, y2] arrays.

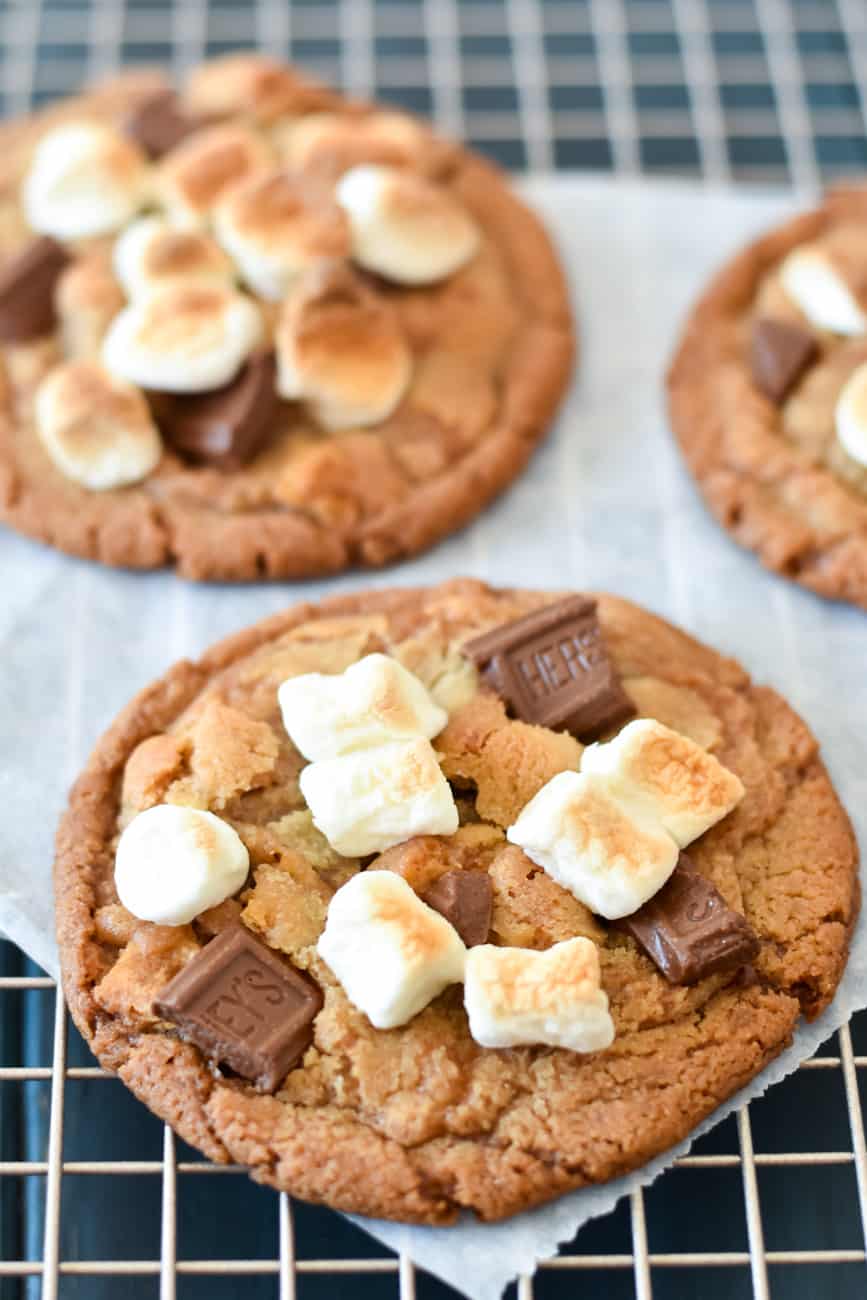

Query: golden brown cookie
[[54, 580, 858, 1224], [668, 187, 867, 609], [0, 58, 572, 579]]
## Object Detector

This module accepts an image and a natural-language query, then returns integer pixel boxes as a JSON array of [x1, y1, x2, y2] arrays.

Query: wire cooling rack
[[1, 2, 867, 1298]]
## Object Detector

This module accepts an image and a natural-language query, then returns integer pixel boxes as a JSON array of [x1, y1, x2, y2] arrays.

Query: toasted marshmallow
[[214, 169, 349, 300], [24, 121, 149, 240], [507, 771, 678, 920], [779, 243, 867, 336], [115, 804, 249, 926], [464, 938, 614, 1053], [581, 719, 745, 849], [277, 111, 426, 173], [280, 653, 448, 761], [275, 261, 411, 430], [300, 738, 458, 857], [102, 282, 262, 393], [56, 251, 126, 360], [835, 360, 867, 467], [114, 216, 234, 299], [185, 54, 328, 124], [336, 164, 480, 285], [156, 124, 272, 227], [35, 361, 162, 490], [317, 871, 466, 1028]]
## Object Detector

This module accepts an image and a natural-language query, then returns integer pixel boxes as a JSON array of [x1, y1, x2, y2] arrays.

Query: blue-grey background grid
[[2, 1, 867, 1299]]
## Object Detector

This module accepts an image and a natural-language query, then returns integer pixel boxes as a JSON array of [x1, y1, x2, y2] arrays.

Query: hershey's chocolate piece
[[422, 870, 492, 947], [123, 89, 202, 159], [750, 316, 818, 404], [153, 924, 322, 1092], [153, 352, 279, 470], [617, 854, 759, 985], [462, 596, 634, 740], [0, 237, 70, 342]]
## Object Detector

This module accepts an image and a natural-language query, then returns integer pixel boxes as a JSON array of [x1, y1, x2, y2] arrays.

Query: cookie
[[668, 188, 867, 608], [0, 58, 572, 579], [54, 579, 858, 1224]]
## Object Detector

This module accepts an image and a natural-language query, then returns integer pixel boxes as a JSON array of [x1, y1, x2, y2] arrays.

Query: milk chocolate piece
[[153, 924, 322, 1092], [154, 352, 279, 469], [750, 316, 818, 404], [617, 854, 759, 985], [123, 89, 202, 159], [0, 237, 69, 342], [422, 870, 492, 947], [463, 596, 634, 739]]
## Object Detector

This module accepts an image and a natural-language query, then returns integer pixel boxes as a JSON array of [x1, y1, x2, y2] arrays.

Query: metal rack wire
[[1, 2, 867, 1297]]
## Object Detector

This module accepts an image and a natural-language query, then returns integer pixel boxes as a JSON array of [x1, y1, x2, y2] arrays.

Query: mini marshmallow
[[835, 360, 867, 467], [114, 216, 234, 299], [336, 164, 480, 285], [214, 169, 349, 300], [156, 124, 272, 227], [115, 804, 249, 926], [24, 121, 149, 240], [580, 719, 745, 849], [102, 282, 262, 393], [507, 771, 679, 920], [56, 251, 126, 360], [779, 243, 867, 336], [275, 261, 411, 430], [35, 361, 162, 490], [185, 53, 328, 124], [464, 938, 614, 1053], [279, 653, 448, 761], [317, 871, 466, 1028], [276, 111, 425, 173], [299, 738, 458, 857]]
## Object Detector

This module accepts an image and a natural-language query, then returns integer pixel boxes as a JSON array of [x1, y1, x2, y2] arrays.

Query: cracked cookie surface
[[54, 579, 858, 1223], [0, 62, 572, 579], [668, 188, 867, 609]]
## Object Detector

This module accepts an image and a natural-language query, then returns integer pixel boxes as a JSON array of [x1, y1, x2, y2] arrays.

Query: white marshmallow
[[114, 216, 234, 299], [507, 770, 678, 920], [24, 121, 149, 240], [276, 110, 426, 173], [115, 804, 249, 926], [214, 169, 349, 301], [35, 361, 162, 490], [335, 164, 480, 285], [580, 719, 745, 849], [779, 244, 867, 336], [102, 282, 262, 393], [317, 871, 466, 1028], [155, 124, 273, 228], [299, 738, 458, 857], [835, 360, 867, 467], [279, 653, 447, 761], [275, 261, 411, 430], [464, 938, 614, 1053]]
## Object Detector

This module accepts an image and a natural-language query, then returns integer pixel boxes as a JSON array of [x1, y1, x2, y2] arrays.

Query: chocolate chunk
[[750, 316, 818, 404], [153, 352, 279, 470], [463, 596, 634, 740], [422, 870, 492, 947], [616, 854, 759, 985], [0, 237, 70, 342], [123, 89, 202, 159], [153, 924, 322, 1092]]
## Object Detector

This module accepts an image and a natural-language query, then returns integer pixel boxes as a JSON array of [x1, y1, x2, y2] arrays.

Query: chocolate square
[[463, 596, 634, 739], [750, 316, 818, 404], [422, 870, 492, 947], [153, 925, 322, 1092], [0, 237, 70, 342], [123, 90, 202, 159], [152, 352, 279, 470], [616, 854, 759, 985]]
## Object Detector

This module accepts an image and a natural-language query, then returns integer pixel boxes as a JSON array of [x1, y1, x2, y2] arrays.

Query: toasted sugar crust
[[0, 67, 573, 580], [54, 580, 859, 1223], [667, 191, 867, 608]]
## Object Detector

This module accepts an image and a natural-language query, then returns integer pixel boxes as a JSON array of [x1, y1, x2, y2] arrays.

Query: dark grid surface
[[1, 1, 867, 1298]]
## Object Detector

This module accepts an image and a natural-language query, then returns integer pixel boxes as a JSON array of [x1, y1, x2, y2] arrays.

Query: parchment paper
[[0, 176, 865, 1299]]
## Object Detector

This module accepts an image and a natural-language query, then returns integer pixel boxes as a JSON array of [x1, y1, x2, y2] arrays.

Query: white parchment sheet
[[1, 176, 865, 1298]]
